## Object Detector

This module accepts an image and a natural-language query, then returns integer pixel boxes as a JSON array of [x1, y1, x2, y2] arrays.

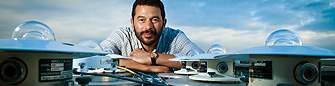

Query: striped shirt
[[100, 27, 204, 57]]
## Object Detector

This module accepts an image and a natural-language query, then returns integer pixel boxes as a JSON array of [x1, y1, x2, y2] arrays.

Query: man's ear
[[162, 18, 167, 31], [131, 18, 135, 31]]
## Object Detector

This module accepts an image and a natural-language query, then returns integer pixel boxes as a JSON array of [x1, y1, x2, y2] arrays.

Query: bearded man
[[100, 0, 204, 73]]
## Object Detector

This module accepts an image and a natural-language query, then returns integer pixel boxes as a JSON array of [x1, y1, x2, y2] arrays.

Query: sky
[[0, 0, 334, 53]]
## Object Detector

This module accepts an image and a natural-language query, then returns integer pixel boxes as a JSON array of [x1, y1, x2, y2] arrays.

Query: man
[[100, 0, 204, 73]]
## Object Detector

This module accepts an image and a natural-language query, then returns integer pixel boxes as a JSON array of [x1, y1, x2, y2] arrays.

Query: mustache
[[140, 29, 157, 35]]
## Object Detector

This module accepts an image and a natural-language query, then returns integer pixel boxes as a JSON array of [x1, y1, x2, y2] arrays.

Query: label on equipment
[[250, 60, 273, 79], [100, 59, 112, 65], [39, 59, 72, 82], [199, 61, 207, 73]]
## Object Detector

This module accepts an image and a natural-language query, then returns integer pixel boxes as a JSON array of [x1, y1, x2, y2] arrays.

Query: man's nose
[[144, 20, 154, 30]]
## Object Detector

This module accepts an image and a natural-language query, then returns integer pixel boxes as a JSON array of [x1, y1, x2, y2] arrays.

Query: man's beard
[[134, 26, 162, 46]]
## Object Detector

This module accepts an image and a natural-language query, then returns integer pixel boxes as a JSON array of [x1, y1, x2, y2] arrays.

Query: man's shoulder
[[106, 27, 135, 40], [164, 27, 184, 35], [114, 27, 133, 33]]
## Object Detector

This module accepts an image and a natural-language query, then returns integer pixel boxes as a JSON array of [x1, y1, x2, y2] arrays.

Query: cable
[[111, 63, 168, 85], [155, 73, 169, 84], [114, 65, 146, 81], [136, 71, 160, 83], [73, 71, 167, 86]]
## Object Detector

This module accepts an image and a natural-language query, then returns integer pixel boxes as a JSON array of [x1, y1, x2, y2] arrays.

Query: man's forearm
[[127, 48, 182, 69], [155, 54, 182, 70], [119, 59, 172, 73]]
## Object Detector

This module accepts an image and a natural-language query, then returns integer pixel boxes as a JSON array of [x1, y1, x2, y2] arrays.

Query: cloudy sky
[[0, 0, 334, 52]]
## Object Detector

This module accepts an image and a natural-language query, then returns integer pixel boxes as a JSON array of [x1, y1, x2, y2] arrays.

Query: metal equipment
[[0, 21, 108, 86], [215, 29, 335, 86], [188, 44, 240, 82]]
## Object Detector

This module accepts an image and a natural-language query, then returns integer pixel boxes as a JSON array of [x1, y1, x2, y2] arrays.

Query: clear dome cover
[[207, 44, 226, 54], [78, 40, 103, 51], [265, 29, 302, 46], [186, 49, 200, 57], [12, 21, 55, 41], [103, 47, 114, 54]]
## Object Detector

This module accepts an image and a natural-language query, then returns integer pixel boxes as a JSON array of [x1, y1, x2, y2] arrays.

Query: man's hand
[[128, 48, 152, 65]]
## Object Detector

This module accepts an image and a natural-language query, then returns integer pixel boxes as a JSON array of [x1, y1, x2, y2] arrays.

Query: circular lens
[[220, 65, 227, 71], [217, 62, 229, 74], [78, 40, 103, 51], [4, 64, 17, 78], [303, 68, 314, 80], [0, 58, 27, 85], [265, 29, 302, 46], [294, 62, 319, 84], [207, 44, 226, 54], [12, 21, 55, 41], [192, 61, 199, 69]]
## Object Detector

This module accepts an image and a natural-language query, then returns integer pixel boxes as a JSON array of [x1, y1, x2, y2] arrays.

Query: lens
[[294, 62, 319, 84], [0, 58, 27, 85], [4, 65, 16, 78], [217, 62, 229, 74], [192, 61, 199, 69]]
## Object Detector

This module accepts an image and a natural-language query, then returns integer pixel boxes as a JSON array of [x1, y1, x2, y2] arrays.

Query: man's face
[[131, 5, 165, 46]]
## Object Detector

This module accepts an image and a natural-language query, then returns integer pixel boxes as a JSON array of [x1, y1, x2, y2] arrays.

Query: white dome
[[207, 44, 226, 54], [78, 40, 103, 51], [265, 29, 302, 46], [12, 21, 55, 41]]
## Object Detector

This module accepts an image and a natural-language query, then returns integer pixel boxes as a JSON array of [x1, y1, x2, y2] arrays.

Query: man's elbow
[[175, 65, 181, 70], [173, 62, 182, 70], [150, 66, 173, 73]]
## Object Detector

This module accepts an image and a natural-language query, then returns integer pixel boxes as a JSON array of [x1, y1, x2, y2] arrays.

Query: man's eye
[[139, 19, 144, 21], [152, 19, 159, 22]]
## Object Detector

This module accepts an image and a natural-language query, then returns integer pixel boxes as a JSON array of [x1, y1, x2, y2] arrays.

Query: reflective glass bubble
[[207, 44, 226, 54], [265, 29, 302, 46], [186, 49, 200, 56], [103, 47, 114, 54], [78, 40, 103, 51], [12, 21, 55, 41]]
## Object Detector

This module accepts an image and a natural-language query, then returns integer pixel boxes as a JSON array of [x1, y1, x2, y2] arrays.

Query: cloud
[[297, 30, 335, 50], [165, 0, 334, 33], [175, 26, 268, 52], [0, 0, 133, 44], [296, 1, 335, 32], [163, 0, 335, 51], [174, 25, 335, 52], [0, 0, 334, 52]]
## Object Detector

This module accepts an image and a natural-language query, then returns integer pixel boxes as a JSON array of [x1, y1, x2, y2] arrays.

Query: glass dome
[[207, 44, 226, 54], [265, 29, 302, 46], [12, 21, 55, 41], [103, 47, 114, 54], [78, 40, 103, 51], [186, 49, 200, 57]]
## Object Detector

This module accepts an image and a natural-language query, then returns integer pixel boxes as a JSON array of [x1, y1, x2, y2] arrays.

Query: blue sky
[[0, 0, 334, 52]]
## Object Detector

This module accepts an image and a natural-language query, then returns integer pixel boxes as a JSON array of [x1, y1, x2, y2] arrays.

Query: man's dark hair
[[131, 0, 165, 19]]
